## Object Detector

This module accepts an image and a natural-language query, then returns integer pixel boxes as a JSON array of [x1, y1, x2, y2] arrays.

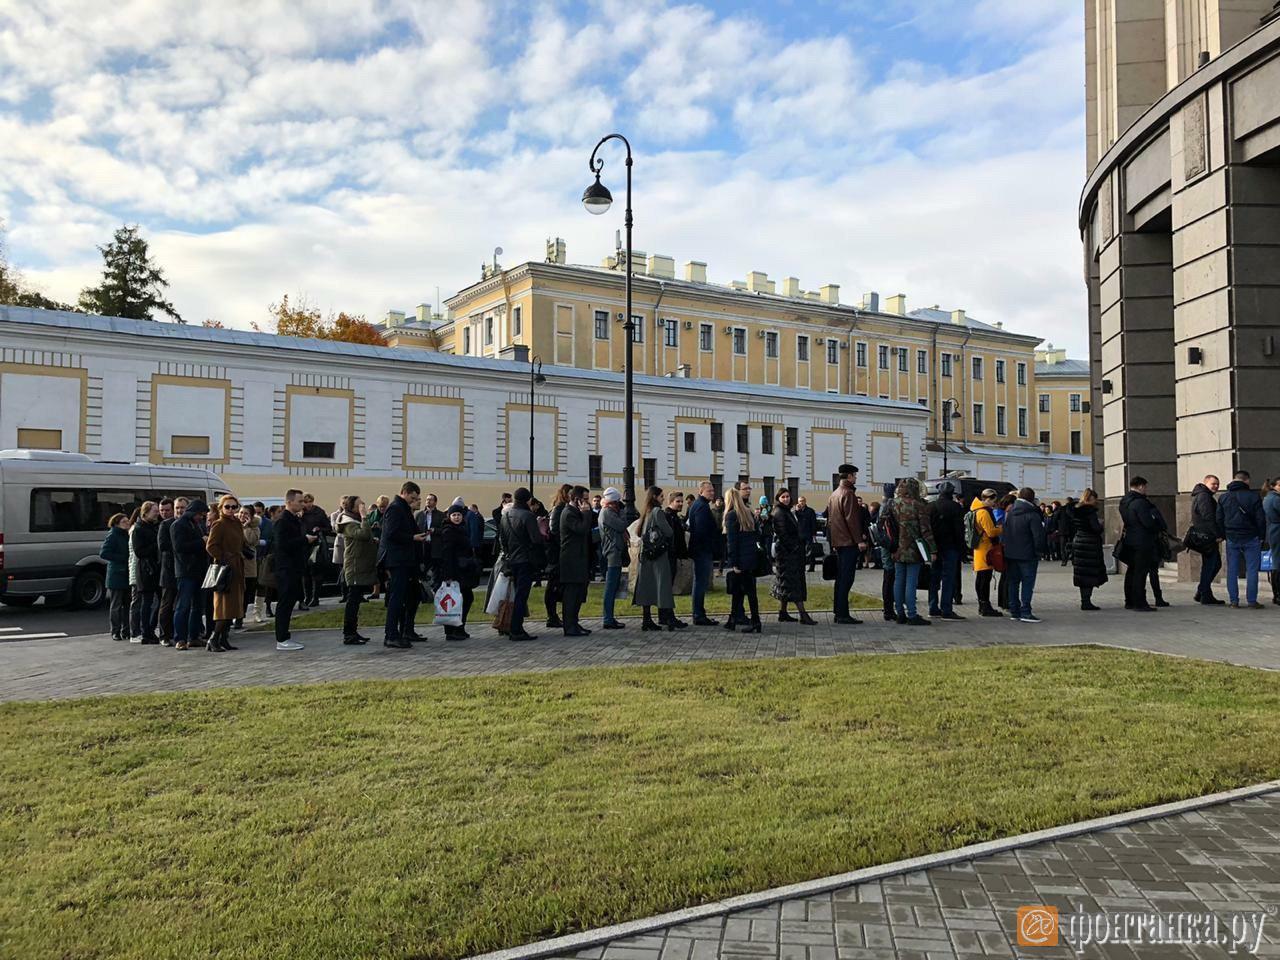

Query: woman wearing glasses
[[204, 493, 247, 652]]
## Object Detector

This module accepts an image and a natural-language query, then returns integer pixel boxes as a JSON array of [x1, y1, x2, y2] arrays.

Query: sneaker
[[1019, 614, 1042, 623], [940, 612, 965, 621], [276, 640, 305, 651], [129, 635, 143, 644], [1248, 602, 1266, 610], [907, 615, 931, 626]]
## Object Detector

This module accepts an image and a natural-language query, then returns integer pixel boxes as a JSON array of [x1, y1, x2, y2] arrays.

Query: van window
[[29, 488, 209, 533]]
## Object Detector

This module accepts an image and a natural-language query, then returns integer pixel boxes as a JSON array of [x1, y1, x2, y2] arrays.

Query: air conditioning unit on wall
[[683, 321, 693, 330]]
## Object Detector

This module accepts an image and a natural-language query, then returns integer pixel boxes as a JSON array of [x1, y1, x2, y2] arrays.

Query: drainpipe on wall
[[930, 324, 939, 448], [959, 327, 973, 446]]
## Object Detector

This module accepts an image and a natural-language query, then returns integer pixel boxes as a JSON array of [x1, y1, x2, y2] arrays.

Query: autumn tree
[[200, 318, 226, 329], [78, 224, 181, 321], [258, 294, 384, 345]]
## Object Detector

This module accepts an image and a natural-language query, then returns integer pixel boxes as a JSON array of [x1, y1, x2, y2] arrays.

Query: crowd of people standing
[[99, 466, 1280, 649]]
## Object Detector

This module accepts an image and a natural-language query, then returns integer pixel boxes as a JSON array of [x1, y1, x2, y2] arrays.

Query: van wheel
[[70, 569, 107, 610], [0, 596, 37, 607]]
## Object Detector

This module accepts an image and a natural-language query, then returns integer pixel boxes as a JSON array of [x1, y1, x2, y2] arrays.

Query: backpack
[[872, 509, 899, 554], [964, 509, 984, 550]]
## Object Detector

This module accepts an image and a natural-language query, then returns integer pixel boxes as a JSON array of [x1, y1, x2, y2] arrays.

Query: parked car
[[0, 450, 227, 609]]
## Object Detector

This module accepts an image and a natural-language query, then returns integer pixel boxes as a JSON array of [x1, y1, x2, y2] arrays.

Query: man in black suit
[[558, 486, 593, 636], [274, 488, 317, 651], [381, 482, 427, 648]]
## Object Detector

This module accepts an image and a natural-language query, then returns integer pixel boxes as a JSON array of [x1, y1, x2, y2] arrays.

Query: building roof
[[1035, 358, 1090, 377], [0, 305, 931, 415], [443, 259, 1044, 345]]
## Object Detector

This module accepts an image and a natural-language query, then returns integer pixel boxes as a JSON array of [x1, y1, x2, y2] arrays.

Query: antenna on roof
[[615, 229, 621, 253], [493, 247, 503, 271]]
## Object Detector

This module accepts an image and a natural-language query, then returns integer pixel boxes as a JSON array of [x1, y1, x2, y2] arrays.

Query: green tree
[[78, 224, 181, 321]]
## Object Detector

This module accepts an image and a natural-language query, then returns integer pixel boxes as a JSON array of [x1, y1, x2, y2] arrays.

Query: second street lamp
[[529, 355, 545, 496], [583, 132, 636, 518], [941, 397, 962, 477]]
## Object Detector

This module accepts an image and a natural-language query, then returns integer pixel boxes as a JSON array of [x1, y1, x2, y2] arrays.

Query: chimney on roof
[[729, 280, 747, 290], [546, 237, 567, 264], [499, 343, 530, 364], [685, 261, 707, 283], [781, 277, 801, 297], [884, 293, 906, 315], [803, 291, 821, 301], [950, 309, 967, 325], [747, 271, 769, 293], [383, 309, 406, 328], [626, 249, 647, 273], [676, 363, 691, 378], [862, 291, 879, 312], [415, 304, 431, 323], [820, 284, 840, 305], [647, 254, 675, 279]]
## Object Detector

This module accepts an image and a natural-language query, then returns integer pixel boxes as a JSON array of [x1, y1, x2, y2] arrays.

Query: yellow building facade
[[387, 242, 1064, 461], [1034, 346, 1093, 458]]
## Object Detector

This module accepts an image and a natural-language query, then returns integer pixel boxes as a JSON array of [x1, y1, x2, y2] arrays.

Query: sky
[[0, 0, 1089, 355]]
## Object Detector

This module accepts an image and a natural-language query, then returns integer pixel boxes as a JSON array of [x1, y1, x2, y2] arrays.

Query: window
[[878, 345, 889, 370], [462, 327, 472, 353], [484, 316, 494, 346], [683, 431, 696, 453], [761, 425, 774, 455], [171, 435, 211, 455], [972, 356, 983, 380], [663, 318, 678, 348], [699, 323, 713, 351], [897, 348, 908, 372], [595, 310, 612, 339], [917, 349, 927, 374], [709, 473, 723, 497], [785, 427, 798, 457], [972, 402, 985, 434], [765, 331, 778, 359], [1039, 430, 1050, 444], [31, 488, 145, 533], [941, 353, 952, 377], [1069, 393, 1082, 412], [1038, 393, 1050, 413], [732, 328, 746, 355], [17, 427, 62, 450], [589, 455, 602, 488], [512, 305, 522, 336], [763, 476, 776, 500], [827, 340, 838, 365], [996, 405, 1007, 436], [1018, 406, 1028, 437], [643, 458, 656, 489], [1071, 430, 1083, 455], [302, 441, 336, 459], [787, 476, 799, 498], [856, 342, 867, 367], [995, 359, 1005, 383], [710, 422, 723, 451], [736, 423, 749, 452], [630, 314, 644, 343], [1017, 361, 1026, 385], [797, 335, 809, 362]]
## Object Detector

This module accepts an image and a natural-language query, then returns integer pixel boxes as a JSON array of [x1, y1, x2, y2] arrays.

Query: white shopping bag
[[485, 571, 513, 615], [434, 580, 463, 627]]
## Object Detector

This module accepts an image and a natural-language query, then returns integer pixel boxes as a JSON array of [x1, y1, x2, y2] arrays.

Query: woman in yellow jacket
[[970, 490, 1003, 617]]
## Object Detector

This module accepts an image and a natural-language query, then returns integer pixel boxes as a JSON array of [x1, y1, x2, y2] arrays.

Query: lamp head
[[582, 173, 613, 215]]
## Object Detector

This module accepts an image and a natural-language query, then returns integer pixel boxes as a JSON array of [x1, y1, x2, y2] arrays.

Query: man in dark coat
[[1117, 476, 1166, 612], [501, 487, 545, 642], [156, 497, 182, 645], [380, 482, 427, 648], [299, 493, 332, 608], [794, 495, 818, 572], [1189, 475, 1224, 605], [170, 499, 209, 650], [557, 486, 592, 637], [273, 489, 317, 650], [928, 481, 966, 620], [1216, 469, 1267, 608], [686, 481, 719, 626]]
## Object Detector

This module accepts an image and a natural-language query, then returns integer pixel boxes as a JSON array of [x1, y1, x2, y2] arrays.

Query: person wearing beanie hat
[[602, 487, 622, 504], [437, 498, 480, 641]]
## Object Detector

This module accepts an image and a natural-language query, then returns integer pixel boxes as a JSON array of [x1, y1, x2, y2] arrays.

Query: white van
[[0, 450, 228, 609]]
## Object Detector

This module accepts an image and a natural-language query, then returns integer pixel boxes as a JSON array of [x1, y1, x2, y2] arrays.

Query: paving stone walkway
[[2, 567, 1278, 702], [555, 795, 1280, 960]]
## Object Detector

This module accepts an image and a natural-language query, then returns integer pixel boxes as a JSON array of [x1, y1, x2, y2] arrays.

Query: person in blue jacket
[[1217, 469, 1268, 608], [99, 514, 132, 641], [1265, 478, 1280, 605]]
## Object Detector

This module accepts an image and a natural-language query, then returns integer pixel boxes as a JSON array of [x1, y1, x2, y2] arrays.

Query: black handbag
[[641, 523, 670, 562], [1183, 528, 1216, 555], [751, 545, 771, 578], [916, 563, 933, 592], [821, 552, 839, 581]]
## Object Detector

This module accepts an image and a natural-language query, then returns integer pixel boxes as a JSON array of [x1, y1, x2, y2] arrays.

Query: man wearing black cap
[[825, 464, 867, 625]]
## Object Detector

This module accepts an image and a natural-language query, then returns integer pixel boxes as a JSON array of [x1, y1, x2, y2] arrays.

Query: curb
[[465, 779, 1280, 960]]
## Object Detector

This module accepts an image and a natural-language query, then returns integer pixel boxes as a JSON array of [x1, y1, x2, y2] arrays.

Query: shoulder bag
[[202, 563, 231, 593]]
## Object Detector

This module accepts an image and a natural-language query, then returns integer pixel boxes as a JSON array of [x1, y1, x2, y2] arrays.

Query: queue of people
[[100, 466, 1280, 649]]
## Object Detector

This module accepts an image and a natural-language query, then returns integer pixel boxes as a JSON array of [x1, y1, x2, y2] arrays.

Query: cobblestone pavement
[[559, 795, 1280, 960], [2, 567, 1278, 703]]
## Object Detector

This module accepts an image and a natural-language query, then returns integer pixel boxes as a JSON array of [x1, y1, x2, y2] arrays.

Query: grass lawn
[[277, 579, 881, 631], [5, 646, 1280, 959]]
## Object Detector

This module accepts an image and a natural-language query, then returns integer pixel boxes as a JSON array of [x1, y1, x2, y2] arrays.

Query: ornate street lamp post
[[583, 132, 636, 517], [941, 397, 961, 476], [529, 355, 545, 496]]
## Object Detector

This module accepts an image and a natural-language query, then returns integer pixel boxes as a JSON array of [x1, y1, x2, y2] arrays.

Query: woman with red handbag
[[969, 489, 1004, 618]]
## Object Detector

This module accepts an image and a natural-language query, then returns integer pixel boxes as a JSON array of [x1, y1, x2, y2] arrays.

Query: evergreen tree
[[78, 224, 181, 321]]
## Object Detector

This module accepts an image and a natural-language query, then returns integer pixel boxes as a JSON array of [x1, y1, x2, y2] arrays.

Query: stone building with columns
[[1081, 0, 1280, 552]]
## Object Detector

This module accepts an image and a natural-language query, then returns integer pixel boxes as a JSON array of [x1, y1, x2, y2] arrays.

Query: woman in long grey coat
[[633, 485, 680, 631]]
